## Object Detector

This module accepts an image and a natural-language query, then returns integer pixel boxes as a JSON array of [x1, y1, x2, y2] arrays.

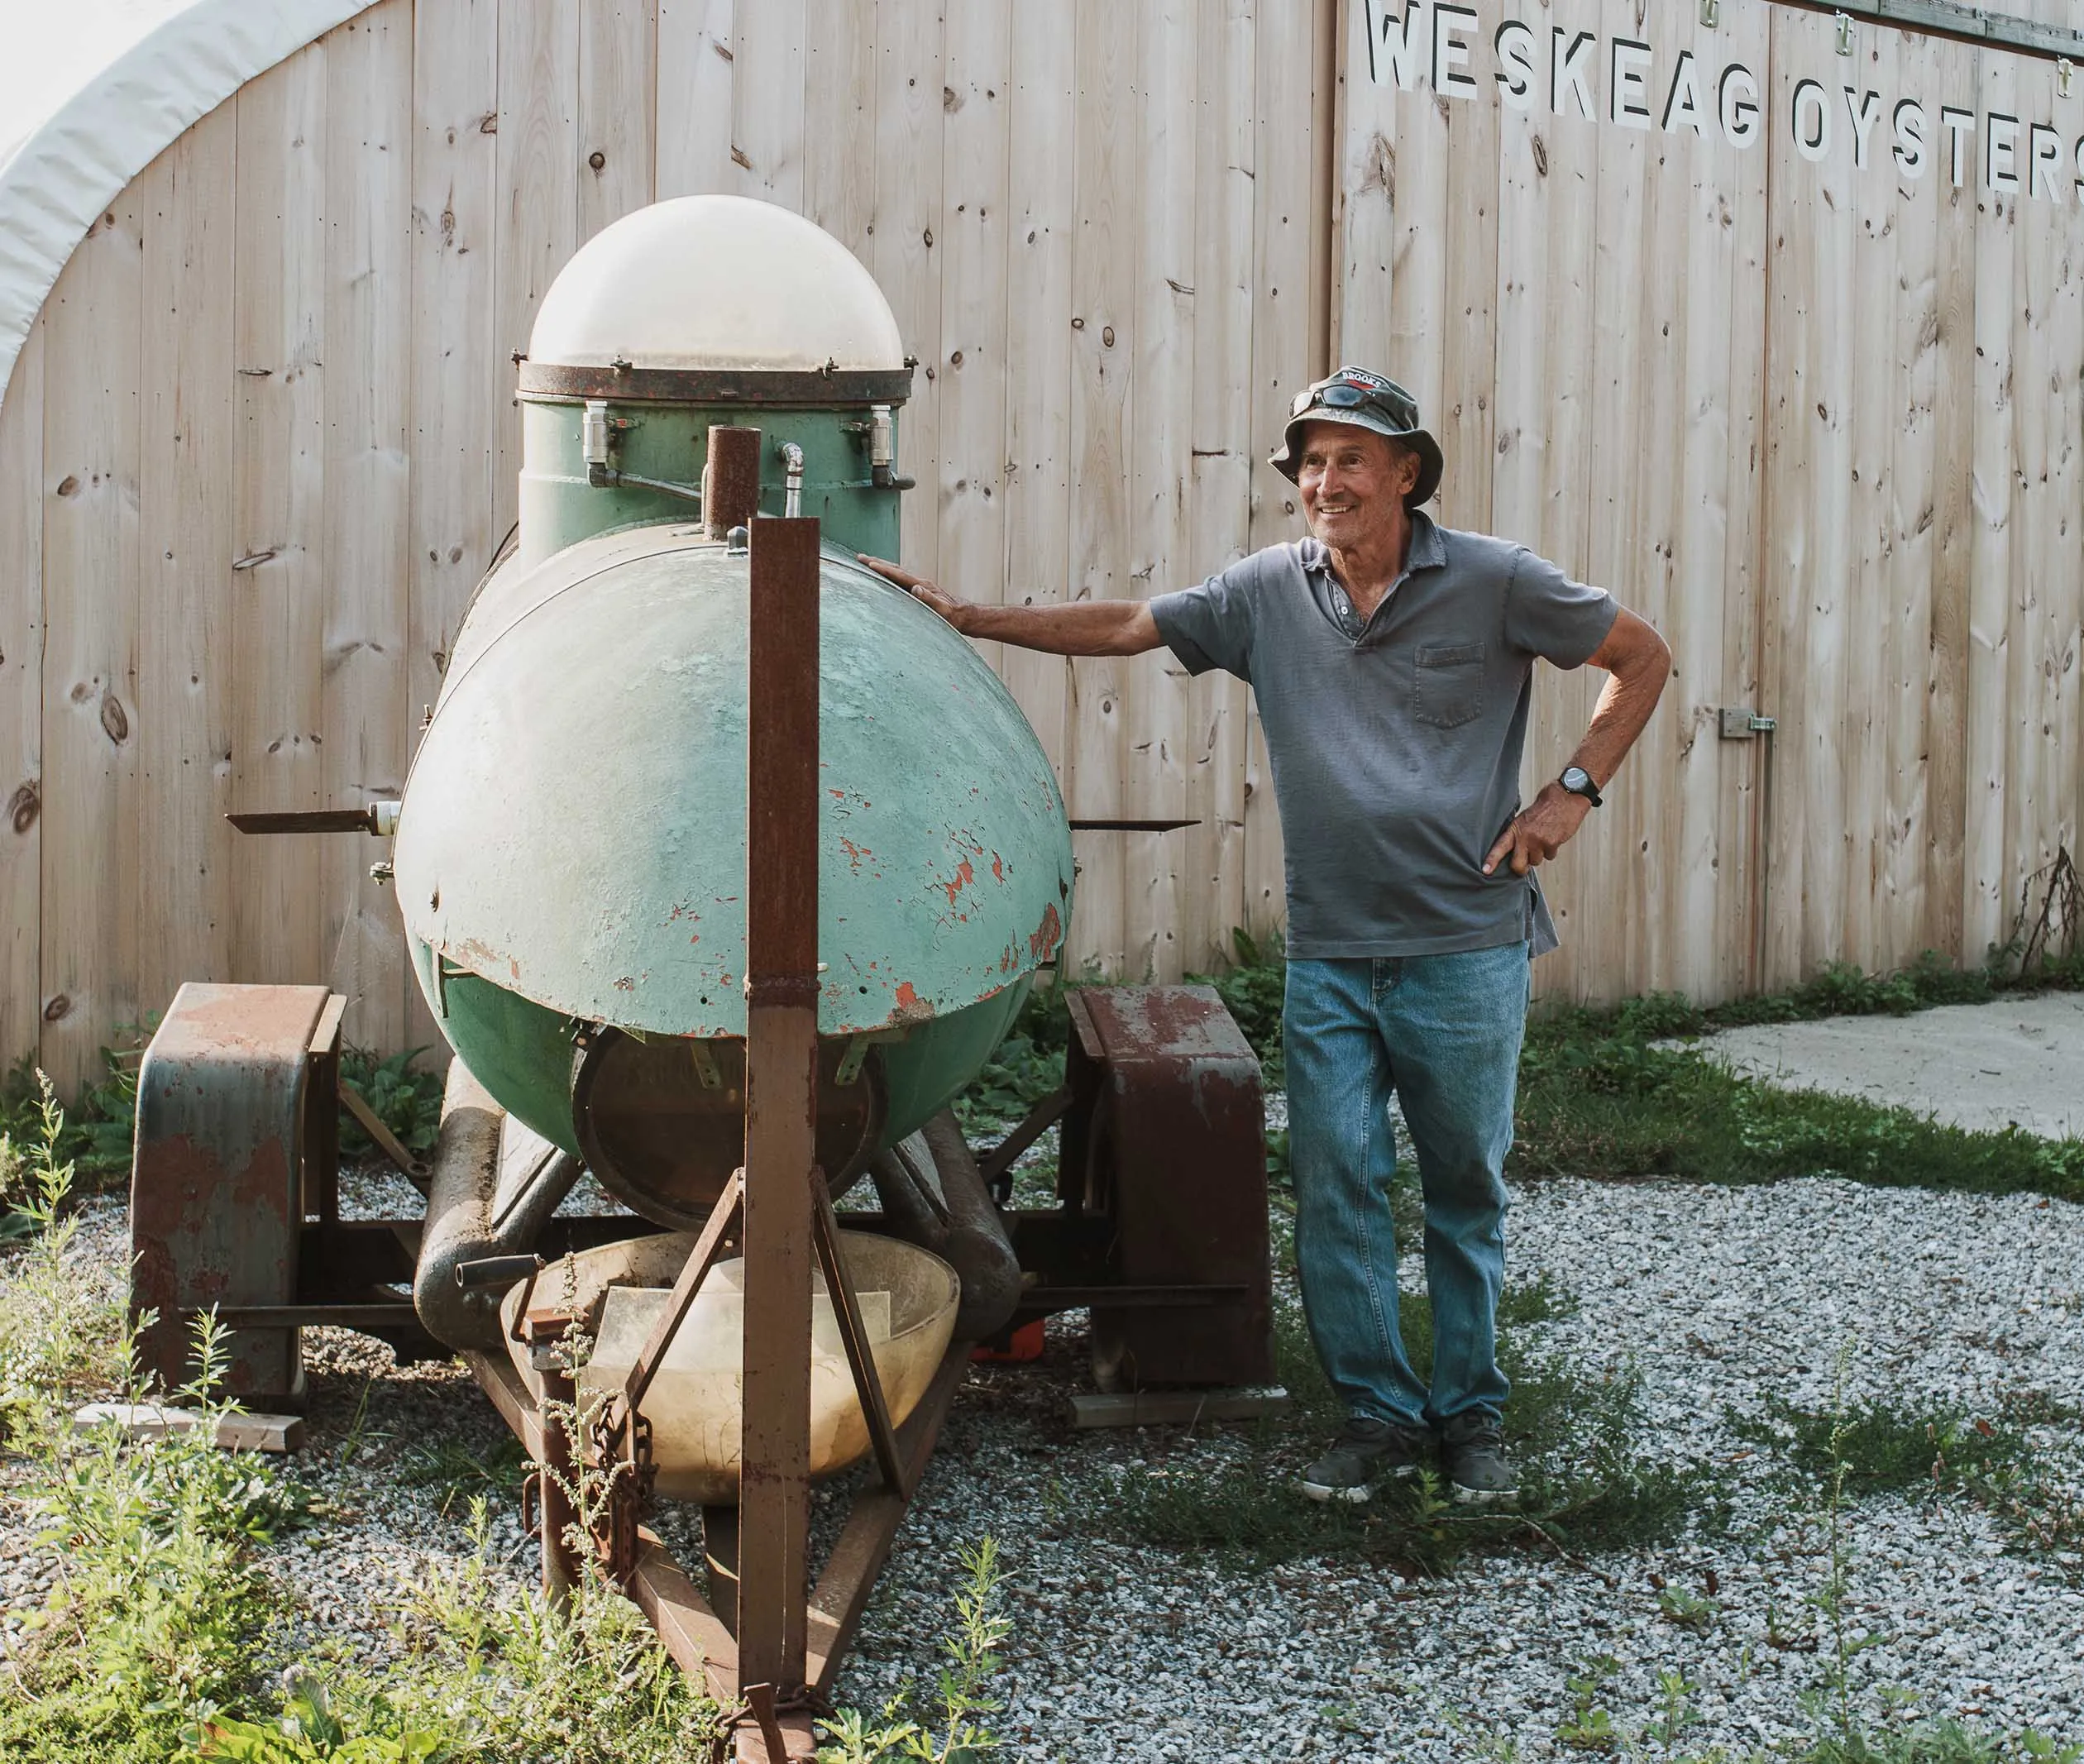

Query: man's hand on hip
[[1482, 782, 1594, 877]]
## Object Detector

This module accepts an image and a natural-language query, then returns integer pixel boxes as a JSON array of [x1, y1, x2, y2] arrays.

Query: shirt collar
[[1404, 509, 1447, 573], [1299, 510, 1447, 581]]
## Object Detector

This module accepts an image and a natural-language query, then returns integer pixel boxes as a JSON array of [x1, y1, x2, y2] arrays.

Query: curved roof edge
[[0, 0, 382, 406]]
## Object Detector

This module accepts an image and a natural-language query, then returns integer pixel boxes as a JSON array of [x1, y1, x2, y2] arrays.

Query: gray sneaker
[[1300, 1415, 1432, 1503], [1441, 1411, 1518, 1506]]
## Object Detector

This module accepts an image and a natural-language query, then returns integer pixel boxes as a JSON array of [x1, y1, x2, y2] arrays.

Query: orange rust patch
[[1028, 902, 1064, 963], [839, 836, 872, 871], [942, 858, 975, 905], [895, 981, 920, 1009], [991, 852, 1005, 882]]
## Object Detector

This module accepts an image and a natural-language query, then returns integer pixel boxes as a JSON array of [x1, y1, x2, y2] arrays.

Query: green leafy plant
[[76, 1027, 151, 1174], [373, 1498, 721, 1764], [1556, 1655, 1622, 1752], [338, 1046, 445, 1159], [1188, 925, 1287, 1088], [815, 1537, 1011, 1763], [1656, 1583, 1718, 1633], [1, 1316, 308, 1759], [1648, 1668, 1702, 1752], [0, 1083, 313, 1762], [0, 1037, 147, 1205], [1806, 1345, 1886, 1746], [0, 1073, 127, 1417], [179, 1673, 448, 1763]]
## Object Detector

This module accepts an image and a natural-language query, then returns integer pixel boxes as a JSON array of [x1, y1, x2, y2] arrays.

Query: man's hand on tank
[[1481, 783, 1593, 877], [857, 554, 970, 630]]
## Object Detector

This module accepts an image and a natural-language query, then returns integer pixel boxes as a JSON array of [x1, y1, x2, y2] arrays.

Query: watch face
[[1561, 767, 1590, 792]]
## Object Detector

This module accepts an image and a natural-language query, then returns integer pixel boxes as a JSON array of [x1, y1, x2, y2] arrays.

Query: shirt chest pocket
[[1412, 639, 1487, 729]]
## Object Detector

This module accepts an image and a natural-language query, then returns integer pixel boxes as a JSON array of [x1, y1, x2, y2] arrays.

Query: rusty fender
[[413, 1058, 580, 1351]]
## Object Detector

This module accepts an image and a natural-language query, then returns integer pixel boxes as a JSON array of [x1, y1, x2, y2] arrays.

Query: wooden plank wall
[[4, 0, 2082, 1078], [1336, 0, 2084, 1005], [0, 0, 1337, 1083], [1757, 2, 2084, 989]]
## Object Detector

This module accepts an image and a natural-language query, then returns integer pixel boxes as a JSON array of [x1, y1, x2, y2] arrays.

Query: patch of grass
[[1513, 1002, 2084, 1200], [396, 1432, 530, 1517], [375, 1502, 723, 1764], [1104, 1283, 1723, 1572], [1484, 1711, 2083, 1762], [1, 1321, 310, 1762], [7, 1353, 309, 1745], [1733, 1398, 2024, 1498], [1733, 1388, 2084, 1570], [179, 1513, 1016, 1764], [169, 1499, 725, 1764], [0, 1087, 313, 1762]]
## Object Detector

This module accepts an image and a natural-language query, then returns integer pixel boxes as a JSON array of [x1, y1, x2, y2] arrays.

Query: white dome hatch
[[528, 195, 906, 375]]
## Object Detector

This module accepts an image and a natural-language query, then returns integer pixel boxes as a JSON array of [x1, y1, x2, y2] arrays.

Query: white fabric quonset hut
[[0, 3, 381, 401], [0, 0, 2081, 1092]]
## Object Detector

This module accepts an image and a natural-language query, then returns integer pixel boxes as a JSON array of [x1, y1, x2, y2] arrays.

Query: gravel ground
[[7, 1152, 2084, 1759]]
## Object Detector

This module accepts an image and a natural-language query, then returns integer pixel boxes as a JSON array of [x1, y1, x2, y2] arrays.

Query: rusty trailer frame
[[130, 498, 1278, 1762]]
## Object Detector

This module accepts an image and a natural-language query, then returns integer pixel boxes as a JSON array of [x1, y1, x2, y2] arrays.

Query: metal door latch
[[1718, 708, 1777, 739]]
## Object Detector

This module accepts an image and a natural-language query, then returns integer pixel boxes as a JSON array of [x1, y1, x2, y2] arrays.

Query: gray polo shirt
[[1149, 514, 1617, 959]]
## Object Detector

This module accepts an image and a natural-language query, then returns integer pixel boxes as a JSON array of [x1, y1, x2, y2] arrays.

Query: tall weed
[[815, 1537, 1011, 1763], [0, 1083, 307, 1761]]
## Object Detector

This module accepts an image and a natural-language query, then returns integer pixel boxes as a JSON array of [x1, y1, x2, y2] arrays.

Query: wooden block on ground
[[73, 1403, 304, 1454], [1068, 1386, 1289, 1431]]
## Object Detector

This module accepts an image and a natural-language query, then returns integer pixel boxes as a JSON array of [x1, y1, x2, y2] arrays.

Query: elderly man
[[862, 367, 1670, 1505]]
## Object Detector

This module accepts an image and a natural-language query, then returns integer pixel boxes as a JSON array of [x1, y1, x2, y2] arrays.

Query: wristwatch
[[1559, 765, 1603, 807]]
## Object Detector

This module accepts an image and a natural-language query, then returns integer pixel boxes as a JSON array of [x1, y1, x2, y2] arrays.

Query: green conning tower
[[392, 196, 1074, 1231]]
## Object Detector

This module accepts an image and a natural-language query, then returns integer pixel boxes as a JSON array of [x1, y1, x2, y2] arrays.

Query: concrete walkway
[[1690, 989, 2084, 1139]]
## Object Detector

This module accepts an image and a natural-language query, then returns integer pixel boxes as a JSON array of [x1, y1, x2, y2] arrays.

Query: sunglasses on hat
[[1289, 371, 1419, 428]]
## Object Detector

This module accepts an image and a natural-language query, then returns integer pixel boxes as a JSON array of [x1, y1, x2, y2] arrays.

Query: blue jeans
[[1283, 944, 1530, 1430]]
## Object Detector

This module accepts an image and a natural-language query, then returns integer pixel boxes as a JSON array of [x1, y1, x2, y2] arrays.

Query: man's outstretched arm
[[858, 555, 1164, 657], [1482, 607, 1672, 877]]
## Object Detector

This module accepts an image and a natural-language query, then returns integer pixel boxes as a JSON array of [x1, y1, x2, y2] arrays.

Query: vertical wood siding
[[1336, 0, 2084, 1004], [0, 0, 1337, 1082], [3, 0, 2082, 1082]]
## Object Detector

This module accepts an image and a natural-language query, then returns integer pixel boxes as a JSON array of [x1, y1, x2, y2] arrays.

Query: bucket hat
[[1269, 366, 1444, 508]]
